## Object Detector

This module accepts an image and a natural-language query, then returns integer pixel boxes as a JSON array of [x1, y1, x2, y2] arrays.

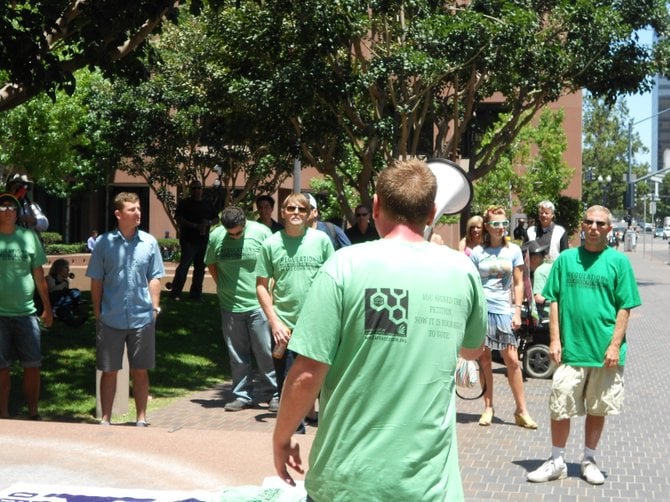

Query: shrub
[[41, 232, 63, 245], [45, 243, 87, 255], [157, 238, 180, 262]]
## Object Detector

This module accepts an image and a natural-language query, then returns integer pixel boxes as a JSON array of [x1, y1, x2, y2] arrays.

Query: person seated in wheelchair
[[46, 258, 82, 322], [523, 240, 552, 323]]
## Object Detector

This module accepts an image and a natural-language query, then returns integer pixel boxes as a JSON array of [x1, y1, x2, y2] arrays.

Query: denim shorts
[[0, 316, 42, 369]]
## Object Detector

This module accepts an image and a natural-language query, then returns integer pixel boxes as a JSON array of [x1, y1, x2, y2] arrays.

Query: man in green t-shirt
[[272, 160, 487, 501], [0, 192, 53, 419], [528, 205, 641, 486], [255, 193, 334, 420], [206, 206, 277, 412]]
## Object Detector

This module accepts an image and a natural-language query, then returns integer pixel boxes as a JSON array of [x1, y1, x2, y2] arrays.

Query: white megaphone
[[424, 158, 473, 240]]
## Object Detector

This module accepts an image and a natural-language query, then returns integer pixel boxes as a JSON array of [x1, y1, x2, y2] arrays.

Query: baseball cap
[[7, 173, 33, 186], [306, 193, 318, 210], [0, 193, 20, 210]]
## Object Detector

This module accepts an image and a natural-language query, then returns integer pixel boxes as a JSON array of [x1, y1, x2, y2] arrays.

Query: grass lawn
[[7, 291, 229, 422]]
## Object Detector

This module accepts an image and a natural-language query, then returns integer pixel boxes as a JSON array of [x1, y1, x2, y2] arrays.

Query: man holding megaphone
[[273, 158, 487, 501]]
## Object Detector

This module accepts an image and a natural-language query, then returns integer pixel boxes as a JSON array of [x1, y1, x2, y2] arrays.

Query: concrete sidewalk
[[2, 245, 669, 500]]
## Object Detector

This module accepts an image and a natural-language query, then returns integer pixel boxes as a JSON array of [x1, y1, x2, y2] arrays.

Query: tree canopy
[[0, 0, 185, 112], [582, 94, 649, 219], [214, 0, 670, 219]]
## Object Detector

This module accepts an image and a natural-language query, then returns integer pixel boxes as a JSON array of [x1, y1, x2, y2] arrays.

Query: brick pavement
[[147, 242, 670, 500]]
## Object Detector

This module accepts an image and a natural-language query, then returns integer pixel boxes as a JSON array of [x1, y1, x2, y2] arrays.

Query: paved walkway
[[2, 243, 669, 500]]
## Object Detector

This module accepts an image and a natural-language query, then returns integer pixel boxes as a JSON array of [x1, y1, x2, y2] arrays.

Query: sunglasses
[[227, 229, 244, 237], [355, 212, 369, 217], [0, 205, 17, 212], [488, 220, 509, 228], [583, 219, 608, 228], [285, 205, 308, 214]]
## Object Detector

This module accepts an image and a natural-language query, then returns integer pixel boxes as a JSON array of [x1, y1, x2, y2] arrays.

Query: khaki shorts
[[549, 364, 624, 420]]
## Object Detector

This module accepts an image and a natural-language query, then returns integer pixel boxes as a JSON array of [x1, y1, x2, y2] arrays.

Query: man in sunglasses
[[272, 160, 487, 500], [345, 203, 379, 244], [528, 205, 641, 486], [255, 193, 334, 426], [527, 200, 568, 262], [205, 206, 278, 412], [0, 193, 52, 420]]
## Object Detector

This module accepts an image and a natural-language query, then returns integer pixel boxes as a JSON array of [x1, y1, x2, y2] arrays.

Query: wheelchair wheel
[[523, 344, 556, 379], [455, 359, 486, 400]]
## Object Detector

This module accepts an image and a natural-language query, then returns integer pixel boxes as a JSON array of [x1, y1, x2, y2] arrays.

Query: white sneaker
[[581, 458, 605, 485], [527, 458, 568, 483]]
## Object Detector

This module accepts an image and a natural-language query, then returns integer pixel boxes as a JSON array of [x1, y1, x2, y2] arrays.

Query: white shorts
[[549, 364, 624, 420]]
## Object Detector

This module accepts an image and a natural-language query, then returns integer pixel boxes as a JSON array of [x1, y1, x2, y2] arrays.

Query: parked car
[[655, 227, 665, 238], [664, 226, 670, 240]]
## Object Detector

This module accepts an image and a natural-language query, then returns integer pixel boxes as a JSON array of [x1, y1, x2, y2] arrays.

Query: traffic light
[[625, 183, 636, 209]]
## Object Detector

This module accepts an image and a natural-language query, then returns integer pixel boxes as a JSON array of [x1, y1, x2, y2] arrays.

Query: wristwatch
[[153, 307, 162, 315]]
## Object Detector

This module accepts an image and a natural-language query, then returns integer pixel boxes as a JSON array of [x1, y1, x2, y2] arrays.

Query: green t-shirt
[[205, 221, 271, 312], [289, 240, 487, 501], [532, 261, 552, 319], [255, 227, 334, 328], [0, 227, 47, 316], [543, 246, 641, 366]]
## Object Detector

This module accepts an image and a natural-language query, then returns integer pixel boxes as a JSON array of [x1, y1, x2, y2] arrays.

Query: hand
[[41, 309, 53, 328], [429, 233, 444, 245], [273, 437, 304, 486], [603, 344, 620, 368], [511, 310, 522, 330], [271, 321, 292, 345], [549, 339, 562, 365]]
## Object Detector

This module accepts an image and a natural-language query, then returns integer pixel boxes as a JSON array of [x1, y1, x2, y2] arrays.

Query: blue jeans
[[221, 307, 277, 403], [171, 239, 207, 298]]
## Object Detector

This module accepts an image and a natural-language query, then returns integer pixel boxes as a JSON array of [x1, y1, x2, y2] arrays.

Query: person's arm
[[511, 265, 524, 329], [548, 301, 562, 365], [149, 278, 161, 317], [559, 228, 569, 252], [28, 202, 49, 232], [460, 345, 484, 360], [207, 264, 218, 284], [256, 276, 291, 345], [336, 225, 351, 247], [91, 278, 103, 319], [273, 355, 330, 486], [604, 308, 631, 368], [32, 267, 53, 328]]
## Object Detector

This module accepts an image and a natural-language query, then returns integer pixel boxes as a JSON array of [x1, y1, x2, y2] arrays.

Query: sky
[[621, 29, 654, 169], [626, 91, 653, 167]]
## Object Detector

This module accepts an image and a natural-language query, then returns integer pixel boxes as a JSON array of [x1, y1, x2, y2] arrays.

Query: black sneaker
[[224, 399, 253, 412]]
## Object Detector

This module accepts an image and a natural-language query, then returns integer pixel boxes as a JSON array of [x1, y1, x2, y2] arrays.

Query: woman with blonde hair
[[458, 215, 484, 256], [469, 205, 537, 429]]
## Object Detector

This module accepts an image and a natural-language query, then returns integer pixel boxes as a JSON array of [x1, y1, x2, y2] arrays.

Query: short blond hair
[[113, 192, 139, 211], [281, 193, 309, 211], [376, 159, 437, 226]]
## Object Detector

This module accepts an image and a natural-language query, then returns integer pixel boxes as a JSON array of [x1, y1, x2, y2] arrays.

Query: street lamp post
[[627, 106, 670, 217]]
